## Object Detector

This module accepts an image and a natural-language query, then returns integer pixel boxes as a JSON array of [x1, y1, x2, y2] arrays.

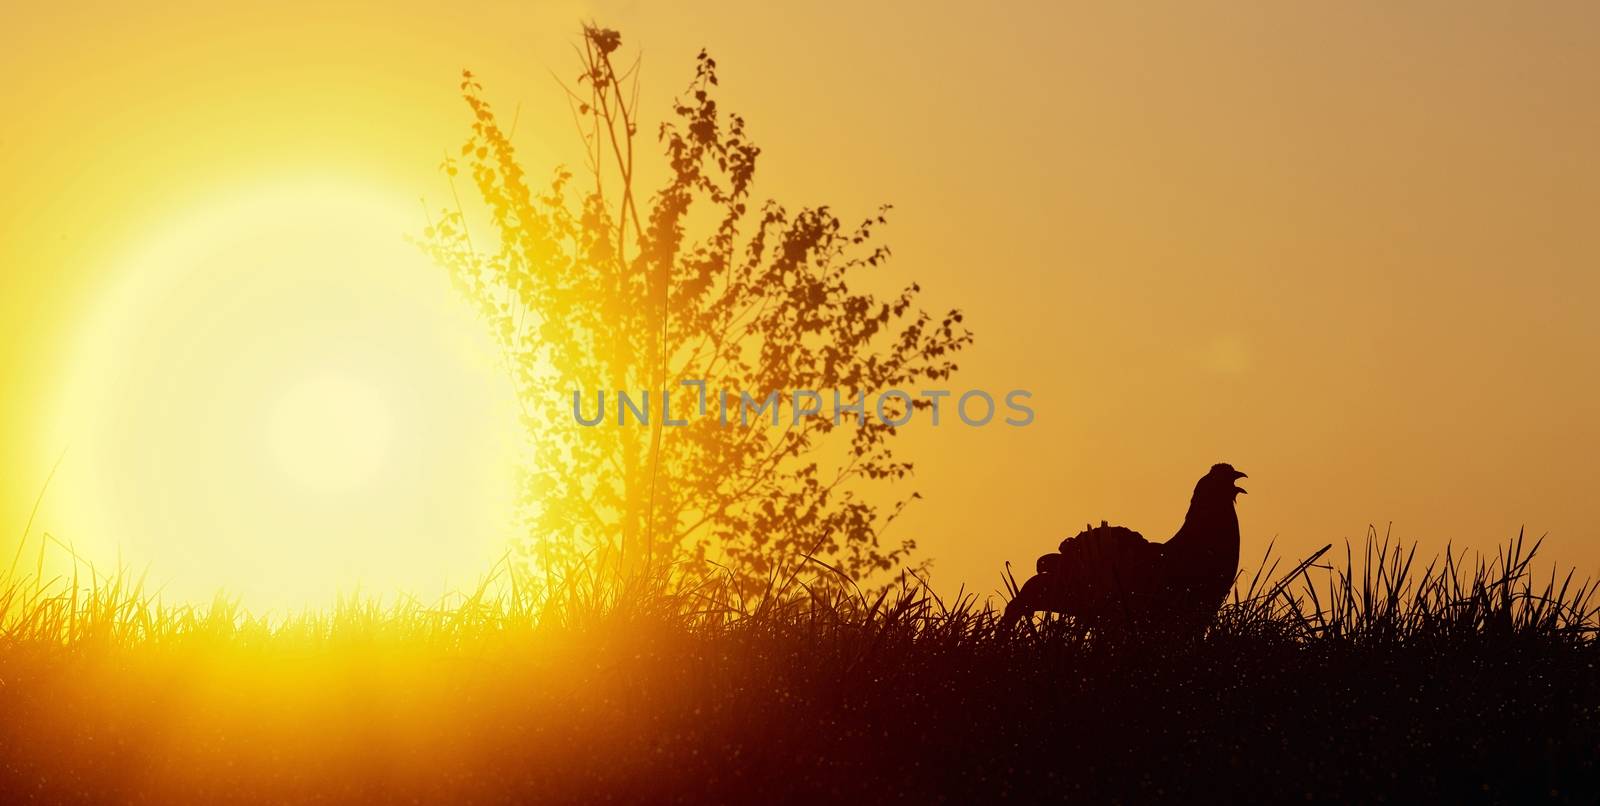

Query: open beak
[[1233, 471, 1248, 495]]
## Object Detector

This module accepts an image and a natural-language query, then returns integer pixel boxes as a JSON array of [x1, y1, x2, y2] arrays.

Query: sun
[[46, 179, 524, 612], [267, 373, 395, 493]]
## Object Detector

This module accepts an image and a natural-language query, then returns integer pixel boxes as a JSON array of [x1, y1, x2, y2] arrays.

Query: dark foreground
[[2, 613, 1597, 803], [2, 540, 1597, 803]]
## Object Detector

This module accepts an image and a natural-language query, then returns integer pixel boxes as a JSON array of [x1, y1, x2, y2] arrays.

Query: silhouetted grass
[[1, 529, 1596, 803]]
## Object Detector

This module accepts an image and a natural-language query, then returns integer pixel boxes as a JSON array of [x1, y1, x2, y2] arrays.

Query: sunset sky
[[2, 2, 1597, 608]]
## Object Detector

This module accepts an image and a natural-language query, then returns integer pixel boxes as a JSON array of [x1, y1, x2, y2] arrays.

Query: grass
[[1, 529, 1597, 803]]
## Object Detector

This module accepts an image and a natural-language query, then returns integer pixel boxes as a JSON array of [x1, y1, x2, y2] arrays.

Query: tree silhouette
[[418, 26, 971, 595]]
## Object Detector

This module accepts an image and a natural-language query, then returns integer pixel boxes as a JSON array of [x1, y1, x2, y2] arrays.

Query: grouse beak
[[1233, 470, 1248, 495]]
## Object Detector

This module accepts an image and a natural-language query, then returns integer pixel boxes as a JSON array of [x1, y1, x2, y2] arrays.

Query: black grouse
[[1001, 463, 1247, 636]]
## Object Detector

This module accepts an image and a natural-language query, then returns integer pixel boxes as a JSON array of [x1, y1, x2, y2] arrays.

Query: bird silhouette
[[1001, 463, 1247, 636]]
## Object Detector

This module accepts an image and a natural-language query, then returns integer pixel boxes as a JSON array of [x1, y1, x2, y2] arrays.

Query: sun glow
[[45, 180, 524, 612], [267, 374, 395, 493]]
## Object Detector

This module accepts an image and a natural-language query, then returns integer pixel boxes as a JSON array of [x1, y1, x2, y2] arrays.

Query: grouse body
[[1001, 463, 1247, 635]]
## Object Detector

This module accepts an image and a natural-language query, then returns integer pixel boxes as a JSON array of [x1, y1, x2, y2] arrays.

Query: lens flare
[[45, 179, 523, 612]]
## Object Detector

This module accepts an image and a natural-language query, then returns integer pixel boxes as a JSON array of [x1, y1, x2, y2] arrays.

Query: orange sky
[[3, 2, 1597, 604]]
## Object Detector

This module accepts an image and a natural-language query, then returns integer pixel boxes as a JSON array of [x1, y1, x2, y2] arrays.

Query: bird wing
[[1054, 523, 1165, 621]]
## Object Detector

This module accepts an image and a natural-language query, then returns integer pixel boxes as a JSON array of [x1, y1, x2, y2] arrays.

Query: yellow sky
[[3, 2, 1598, 604]]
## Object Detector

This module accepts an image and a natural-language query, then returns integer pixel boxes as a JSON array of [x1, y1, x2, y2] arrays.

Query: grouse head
[[1195, 462, 1248, 503]]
